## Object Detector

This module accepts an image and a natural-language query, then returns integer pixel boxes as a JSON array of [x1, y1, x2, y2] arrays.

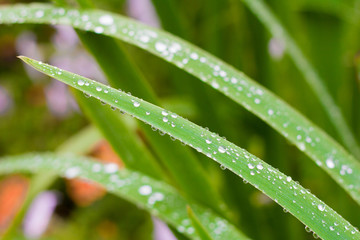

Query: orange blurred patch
[[0, 175, 29, 233], [66, 140, 123, 207]]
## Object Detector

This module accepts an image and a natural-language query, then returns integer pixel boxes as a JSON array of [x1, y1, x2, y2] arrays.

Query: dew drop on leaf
[[133, 101, 140, 107], [104, 163, 118, 173], [317, 204, 325, 211], [77, 79, 85, 86], [64, 166, 80, 179], [139, 185, 152, 196], [218, 146, 226, 153], [326, 158, 335, 169], [99, 15, 113, 26]]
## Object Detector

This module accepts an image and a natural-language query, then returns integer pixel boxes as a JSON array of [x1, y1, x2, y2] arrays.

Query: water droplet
[[65, 167, 80, 179], [94, 26, 104, 34], [318, 204, 325, 211], [256, 164, 264, 170], [305, 226, 311, 232], [163, 117, 168, 123], [133, 101, 140, 107], [248, 163, 255, 169], [146, 111, 150, 115], [35, 10, 44, 18], [286, 176, 292, 182], [139, 185, 152, 196], [283, 208, 289, 213], [326, 158, 335, 169], [77, 79, 85, 86], [190, 53, 198, 60], [268, 109, 274, 115], [139, 35, 150, 43], [96, 86, 102, 91], [220, 165, 226, 170], [99, 15, 114, 25], [218, 146, 226, 153], [92, 163, 102, 172], [330, 226, 335, 231], [205, 139, 212, 144], [104, 163, 118, 173], [161, 111, 168, 116], [155, 42, 167, 52]]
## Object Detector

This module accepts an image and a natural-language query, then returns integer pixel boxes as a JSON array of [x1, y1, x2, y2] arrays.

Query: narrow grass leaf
[[1, 4, 360, 207], [187, 206, 214, 240], [19, 56, 360, 240], [241, 0, 360, 158], [64, 3, 224, 211], [2, 125, 103, 240], [73, 90, 165, 180], [0, 153, 249, 240]]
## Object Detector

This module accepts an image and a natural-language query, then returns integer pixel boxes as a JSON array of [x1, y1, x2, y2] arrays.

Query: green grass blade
[[150, 0, 189, 39], [2, 125, 102, 240], [241, 0, 360, 158], [187, 206, 214, 240], [19, 56, 360, 240], [56, 125, 102, 154], [73, 90, 165, 179], [0, 153, 249, 240], [64, 0, 224, 211], [1, 3, 360, 206]]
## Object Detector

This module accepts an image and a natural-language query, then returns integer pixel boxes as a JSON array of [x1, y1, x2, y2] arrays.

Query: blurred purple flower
[[49, 50, 106, 83], [152, 217, 177, 240], [44, 80, 78, 118], [16, 31, 46, 81], [23, 191, 59, 239], [52, 25, 79, 51], [0, 86, 13, 116], [126, 0, 160, 28], [50, 25, 105, 82], [268, 37, 285, 60]]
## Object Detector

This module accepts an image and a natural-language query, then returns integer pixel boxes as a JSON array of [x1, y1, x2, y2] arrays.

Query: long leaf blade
[[0, 153, 248, 240], [1, 4, 359, 207], [241, 0, 360, 159], [19, 56, 360, 240]]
